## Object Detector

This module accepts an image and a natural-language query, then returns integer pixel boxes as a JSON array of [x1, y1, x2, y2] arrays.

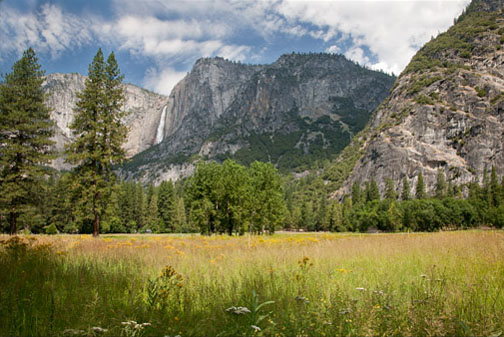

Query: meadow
[[0, 231, 503, 337]]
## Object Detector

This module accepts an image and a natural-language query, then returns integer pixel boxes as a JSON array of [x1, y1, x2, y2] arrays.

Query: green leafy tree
[[0, 48, 54, 234], [65, 49, 127, 237], [249, 161, 286, 234], [415, 172, 427, 199]]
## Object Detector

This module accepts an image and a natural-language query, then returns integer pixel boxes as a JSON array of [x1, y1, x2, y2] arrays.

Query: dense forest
[[4, 161, 504, 235]]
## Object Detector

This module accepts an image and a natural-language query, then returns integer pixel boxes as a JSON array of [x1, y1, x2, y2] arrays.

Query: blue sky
[[0, 0, 470, 95]]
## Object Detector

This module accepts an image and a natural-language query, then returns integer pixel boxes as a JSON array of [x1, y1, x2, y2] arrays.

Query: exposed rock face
[[336, 0, 504, 197], [123, 54, 394, 182], [43, 73, 169, 169]]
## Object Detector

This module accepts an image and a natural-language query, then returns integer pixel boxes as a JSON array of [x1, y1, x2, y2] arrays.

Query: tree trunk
[[93, 211, 100, 237], [9, 211, 16, 235], [93, 190, 101, 237]]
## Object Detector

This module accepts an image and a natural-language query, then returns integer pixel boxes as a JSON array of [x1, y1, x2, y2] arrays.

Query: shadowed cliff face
[[334, 0, 504, 197], [43, 73, 169, 170], [121, 54, 395, 183]]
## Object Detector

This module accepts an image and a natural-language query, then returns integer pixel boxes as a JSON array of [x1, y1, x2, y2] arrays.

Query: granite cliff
[[43, 73, 169, 169], [122, 54, 394, 182], [332, 0, 504, 197]]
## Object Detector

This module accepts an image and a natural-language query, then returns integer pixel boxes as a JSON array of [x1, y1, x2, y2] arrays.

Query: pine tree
[[435, 168, 447, 199], [158, 180, 176, 232], [0, 48, 54, 234], [401, 177, 411, 201], [416, 172, 427, 199], [367, 179, 380, 201], [489, 166, 500, 207], [351, 181, 362, 205], [145, 193, 160, 232], [384, 178, 397, 200], [65, 49, 126, 237]]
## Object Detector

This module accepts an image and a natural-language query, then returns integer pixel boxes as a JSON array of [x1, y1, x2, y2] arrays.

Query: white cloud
[[144, 67, 187, 95], [1, 0, 472, 83], [0, 3, 95, 59], [275, 0, 470, 74]]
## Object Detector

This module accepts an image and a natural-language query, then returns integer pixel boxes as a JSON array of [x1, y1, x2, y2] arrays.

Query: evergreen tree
[[384, 178, 397, 200], [490, 165, 500, 207], [172, 197, 187, 232], [401, 177, 411, 201], [447, 180, 455, 198], [65, 49, 127, 237], [415, 172, 427, 199], [133, 182, 145, 230], [144, 193, 160, 232], [351, 181, 362, 205], [0, 48, 54, 234], [435, 168, 447, 199], [158, 180, 176, 232], [367, 179, 380, 201]]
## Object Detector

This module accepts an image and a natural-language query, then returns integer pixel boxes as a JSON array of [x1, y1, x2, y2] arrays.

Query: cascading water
[[155, 105, 167, 144]]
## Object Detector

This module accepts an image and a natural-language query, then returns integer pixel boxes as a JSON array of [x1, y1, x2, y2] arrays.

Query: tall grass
[[0, 231, 503, 336]]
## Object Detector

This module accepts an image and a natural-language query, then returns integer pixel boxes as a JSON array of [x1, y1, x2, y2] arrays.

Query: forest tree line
[[5, 163, 504, 235]]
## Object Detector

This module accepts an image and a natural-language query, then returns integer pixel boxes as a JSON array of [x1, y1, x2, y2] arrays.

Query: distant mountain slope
[[121, 53, 395, 182], [43, 73, 169, 170], [330, 0, 504, 197]]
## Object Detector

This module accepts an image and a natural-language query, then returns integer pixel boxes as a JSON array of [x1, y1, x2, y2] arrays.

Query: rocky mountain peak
[[122, 53, 395, 183]]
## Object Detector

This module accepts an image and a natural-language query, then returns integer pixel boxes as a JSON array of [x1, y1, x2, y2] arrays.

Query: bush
[[44, 223, 58, 235]]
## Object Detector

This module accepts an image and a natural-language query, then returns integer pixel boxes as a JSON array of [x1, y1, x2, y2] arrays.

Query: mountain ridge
[[121, 53, 395, 183], [332, 0, 504, 197]]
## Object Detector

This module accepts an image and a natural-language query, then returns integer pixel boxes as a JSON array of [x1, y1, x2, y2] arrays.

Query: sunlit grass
[[1, 231, 503, 336]]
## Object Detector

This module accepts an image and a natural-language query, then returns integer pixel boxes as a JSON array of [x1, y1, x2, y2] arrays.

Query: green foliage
[[475, 86, 487, 97], [435, 169, 448, 199], [44, 223, 58, 235], [65, 49, 127, 237], [0, 48, 55, 234], [384, 178, 398, 200], [401, 177, 411, 201], [186, 159, 286, 235], [415, 94, 435, 105], [407, 75, 443, 95], [416, 172, 427, 200], [157, 180, 176, 232]]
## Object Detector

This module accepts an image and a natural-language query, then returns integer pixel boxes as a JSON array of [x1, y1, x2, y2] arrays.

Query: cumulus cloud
[[275, 0, 470, 74], [144, 67, 187, 96]]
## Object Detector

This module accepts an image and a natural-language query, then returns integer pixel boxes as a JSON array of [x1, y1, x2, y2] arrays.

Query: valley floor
[[1, 231, 503, 336]]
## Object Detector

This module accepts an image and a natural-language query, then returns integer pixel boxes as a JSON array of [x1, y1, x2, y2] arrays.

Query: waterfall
[[155, 105, 167, 144]]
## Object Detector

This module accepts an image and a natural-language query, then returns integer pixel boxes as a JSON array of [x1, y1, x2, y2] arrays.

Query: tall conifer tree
[[0, 48, 54, 234], [66, 49, 127, 237], [416, 172, 427, 199]]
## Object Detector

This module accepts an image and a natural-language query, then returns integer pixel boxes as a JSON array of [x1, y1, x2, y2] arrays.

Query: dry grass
[[1, 231, 503, 336]]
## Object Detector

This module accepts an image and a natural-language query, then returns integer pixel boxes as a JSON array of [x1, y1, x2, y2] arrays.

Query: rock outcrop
[[335, 0, 504, 197], [43, 73, 169, 169]]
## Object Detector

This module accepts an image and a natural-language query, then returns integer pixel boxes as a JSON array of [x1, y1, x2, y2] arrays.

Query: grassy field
[[0, 231, 503, 337]]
